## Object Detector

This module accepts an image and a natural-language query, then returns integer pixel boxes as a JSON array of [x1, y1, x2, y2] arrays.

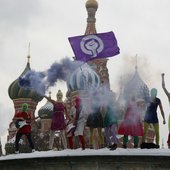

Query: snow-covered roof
[[0, 148, 170, 161]]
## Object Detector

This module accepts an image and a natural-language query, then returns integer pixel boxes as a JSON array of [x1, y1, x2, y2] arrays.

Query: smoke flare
[[19, 57, 84, 95]]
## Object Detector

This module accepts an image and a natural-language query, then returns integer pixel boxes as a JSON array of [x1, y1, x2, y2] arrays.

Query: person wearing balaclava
[[44, 90, 70, 150], [68, 96, 87, 150], [142, 88, 166, 147], [13, 103, 35, 154], [161, 73, 170, 148], [103, 92, 119, 150], [118, 96, 143, 149]]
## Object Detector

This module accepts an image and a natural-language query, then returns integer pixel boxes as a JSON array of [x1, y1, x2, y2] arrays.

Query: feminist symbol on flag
[[80, 35, 104, 58], [68, 31, 120, 61]]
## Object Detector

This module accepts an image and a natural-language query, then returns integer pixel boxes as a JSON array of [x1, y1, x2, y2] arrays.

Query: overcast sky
[[0, 0, 170, 149]]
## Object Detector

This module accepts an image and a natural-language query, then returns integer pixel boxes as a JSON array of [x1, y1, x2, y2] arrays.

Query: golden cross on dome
[[27, 42, 31, 63]]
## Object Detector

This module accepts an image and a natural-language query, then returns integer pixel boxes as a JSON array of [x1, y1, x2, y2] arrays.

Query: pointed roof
[[123, 69, 150, 102], [8, 54, 43, 102]]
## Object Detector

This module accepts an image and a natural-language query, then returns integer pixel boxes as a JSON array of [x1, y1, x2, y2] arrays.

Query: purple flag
[[68, 31, 120, 61]]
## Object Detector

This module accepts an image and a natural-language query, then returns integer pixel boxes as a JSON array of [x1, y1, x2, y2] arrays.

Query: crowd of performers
[[13, 74, 170, 153]]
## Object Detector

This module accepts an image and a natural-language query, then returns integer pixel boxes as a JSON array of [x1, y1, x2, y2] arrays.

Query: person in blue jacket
[[142, 88, 166, 147]]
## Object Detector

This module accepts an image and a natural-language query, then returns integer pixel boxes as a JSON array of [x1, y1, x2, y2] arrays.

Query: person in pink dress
[[118, 96, 143, 148], [44, 90, 70, 150]]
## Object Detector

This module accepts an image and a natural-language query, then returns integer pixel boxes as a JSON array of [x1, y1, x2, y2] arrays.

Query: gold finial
[[27, 42, 31, 63], [86, 0, 98, 9]]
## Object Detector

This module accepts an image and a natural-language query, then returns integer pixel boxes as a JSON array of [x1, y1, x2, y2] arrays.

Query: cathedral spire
[[135, 54, 138, 71], [85, 0, 98, 35], [27, 42, 31, 64], [84, 0, 110, 89]]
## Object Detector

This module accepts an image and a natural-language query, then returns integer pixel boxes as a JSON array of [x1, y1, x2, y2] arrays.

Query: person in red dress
[[44, 90, 70, 150], [118, 96, 143, 148], [13, 103, 35, 154]]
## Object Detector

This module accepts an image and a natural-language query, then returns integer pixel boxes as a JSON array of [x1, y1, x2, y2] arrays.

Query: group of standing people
[[117, 73, 170, 149], [13, 73, 170, 153], [119, 87, 166, 149]]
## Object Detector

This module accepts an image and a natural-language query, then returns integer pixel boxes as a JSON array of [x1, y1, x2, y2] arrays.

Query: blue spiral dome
[[68, 63, 100, 91]]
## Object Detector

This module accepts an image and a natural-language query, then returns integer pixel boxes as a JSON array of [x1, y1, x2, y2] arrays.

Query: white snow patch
[[0, 148, 170, 161]]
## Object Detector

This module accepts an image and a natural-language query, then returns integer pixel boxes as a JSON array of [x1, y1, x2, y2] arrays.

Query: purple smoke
[[19, 57, 84, 95]]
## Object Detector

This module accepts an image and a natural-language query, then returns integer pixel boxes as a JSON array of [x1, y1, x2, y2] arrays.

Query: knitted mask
[[56, 90, 63, 101], [150, 88, 157, 100], [22, 103, 28, 112]]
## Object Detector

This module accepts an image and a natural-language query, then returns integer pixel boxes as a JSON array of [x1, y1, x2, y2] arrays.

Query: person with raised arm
[[44, 90, 70, 150], [161, 73, 170, 148]]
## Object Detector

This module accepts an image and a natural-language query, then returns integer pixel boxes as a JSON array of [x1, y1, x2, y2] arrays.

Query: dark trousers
[[15, 132, 34, 151]]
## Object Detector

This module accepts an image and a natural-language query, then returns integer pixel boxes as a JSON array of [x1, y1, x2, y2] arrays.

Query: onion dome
[[8, 56, 43, 102], [68, 63, 100, 91], [123, 69, 150, 102], [38, 92, 53, 119], [86, 0, 98, 9]]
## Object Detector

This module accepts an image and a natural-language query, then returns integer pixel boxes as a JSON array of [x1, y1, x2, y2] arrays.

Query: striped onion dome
[[68, 63, 100, 91], [123, 70, 150, 102], [8, 57, 43, 102], [38, 99, 53, 119]]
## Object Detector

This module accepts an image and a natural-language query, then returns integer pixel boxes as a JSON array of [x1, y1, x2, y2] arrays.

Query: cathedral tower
[[85, 0, 110, 89]]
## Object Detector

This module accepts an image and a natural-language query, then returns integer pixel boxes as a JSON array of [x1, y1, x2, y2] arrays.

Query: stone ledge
[[0, 155, 170, 170]]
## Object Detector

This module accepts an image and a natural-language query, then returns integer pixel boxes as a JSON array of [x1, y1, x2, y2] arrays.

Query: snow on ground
[[0, 148, 170, 161]]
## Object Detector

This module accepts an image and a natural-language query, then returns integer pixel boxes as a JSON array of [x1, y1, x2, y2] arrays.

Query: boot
[[123, 144, 127, 149], [110, 144, 117, 150]]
